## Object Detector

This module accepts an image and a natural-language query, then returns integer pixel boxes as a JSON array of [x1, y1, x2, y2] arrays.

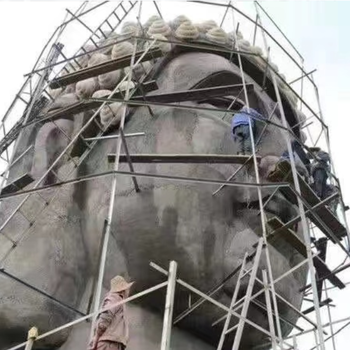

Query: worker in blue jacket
[[231, 106, 264, 154]]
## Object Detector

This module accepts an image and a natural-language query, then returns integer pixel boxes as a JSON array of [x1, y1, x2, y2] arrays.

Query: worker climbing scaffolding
[[309, 149, 341, 214]]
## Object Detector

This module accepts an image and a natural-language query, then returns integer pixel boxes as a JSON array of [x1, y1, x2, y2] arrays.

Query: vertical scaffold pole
[[230, 3, 285, 348], [89, 0, 144, 338], [160, 261, 178, 350], [311, 72, 350, 247], [254, 5, 326, 350], [0, 43, 59, 194], [231, 239, 263, 350], [313, 330, 320, 350], [299, 59, 304, 112], [324, 280, 337, 350], [293, 335, 298, 350], [262, 270, 277, 350], [217, 252, 248, 350]]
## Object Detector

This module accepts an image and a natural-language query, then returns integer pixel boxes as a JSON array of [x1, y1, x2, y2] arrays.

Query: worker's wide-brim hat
[[110, 275, 134, 293]]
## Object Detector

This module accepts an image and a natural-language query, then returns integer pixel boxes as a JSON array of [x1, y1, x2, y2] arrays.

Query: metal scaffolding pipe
[[150, 261, 294, 349], [0, 3, 348, 350], [0, 38, 157, 237], [230, 4, 285, 348], [89, 12, 147, 340], [0, 169, 290, 202], [160, 261, 177, 350], [6, 281, 168, 350], [255, 6, 326, 349], [84, 132, 145, 142], [262, 269, 278, 350], [231, 239, 263, 350], [217, 252, 248, 350]]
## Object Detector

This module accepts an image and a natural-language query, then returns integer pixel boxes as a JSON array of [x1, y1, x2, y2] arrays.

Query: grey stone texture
[[0, 49, 307, 350]]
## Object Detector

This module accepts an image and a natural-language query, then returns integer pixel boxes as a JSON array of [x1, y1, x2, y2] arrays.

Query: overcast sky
[[0, 1, 349, 349]]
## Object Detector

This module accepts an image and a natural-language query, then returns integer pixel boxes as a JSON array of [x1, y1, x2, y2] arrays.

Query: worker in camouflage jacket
[[89, 276, 134, 350]]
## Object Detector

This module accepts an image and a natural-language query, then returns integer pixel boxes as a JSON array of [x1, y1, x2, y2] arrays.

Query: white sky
[[0, 1, 349, 349]]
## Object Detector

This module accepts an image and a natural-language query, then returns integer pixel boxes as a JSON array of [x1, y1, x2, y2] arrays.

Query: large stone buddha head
[[0, 14, 307, 350]]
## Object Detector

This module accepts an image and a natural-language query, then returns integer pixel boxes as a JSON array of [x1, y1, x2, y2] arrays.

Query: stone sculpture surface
[[0, 14, 308, 350]]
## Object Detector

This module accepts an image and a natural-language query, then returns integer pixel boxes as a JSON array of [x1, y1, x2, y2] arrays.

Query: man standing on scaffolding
[[311, 150, 331, 199], [89, 276, 134, 350], [231, 106, 265, 155]]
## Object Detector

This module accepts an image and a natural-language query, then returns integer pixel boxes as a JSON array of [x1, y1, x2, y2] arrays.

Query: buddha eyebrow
[[190, 70, 241, 90], [190, 71, 252, 111]]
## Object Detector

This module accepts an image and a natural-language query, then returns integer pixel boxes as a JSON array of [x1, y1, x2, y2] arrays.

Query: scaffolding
[[0, 1, 350, 350]]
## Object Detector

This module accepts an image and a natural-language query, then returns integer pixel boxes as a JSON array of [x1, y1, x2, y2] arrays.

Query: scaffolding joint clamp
[[28, 326, 39, 340]]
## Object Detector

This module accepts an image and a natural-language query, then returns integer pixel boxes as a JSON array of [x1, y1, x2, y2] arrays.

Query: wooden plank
[[271, 193, 340, 235], [33, 80, 159, 125], [313, 256, 346, 289], [49, 48, 163, 89], [132, 80, 159, 96], [132, 83, 254, 103], [308, 147, 321, 153], [107, 154, 261, 164], [299, 262, 350, 293], [268, 160, 346, 241], [1, 173, 34, 195], [40, 100, 98, 124], [302, 298, 332, 315], [266, 217, 307, 257], [314, 237, 328, 301], [267, 217, 345, 291]]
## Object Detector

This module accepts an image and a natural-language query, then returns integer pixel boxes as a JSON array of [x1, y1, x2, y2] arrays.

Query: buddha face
[[0, 38, 307, 350]]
